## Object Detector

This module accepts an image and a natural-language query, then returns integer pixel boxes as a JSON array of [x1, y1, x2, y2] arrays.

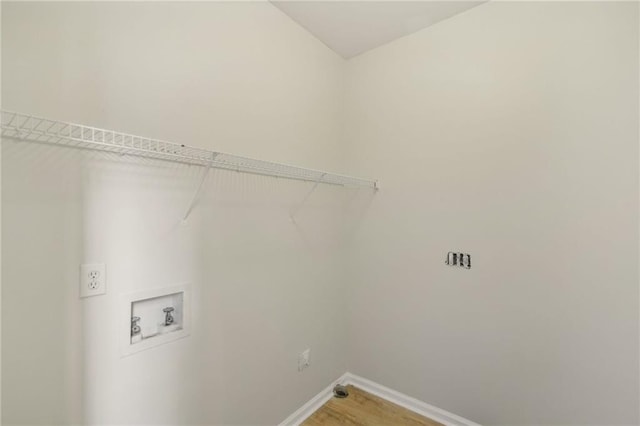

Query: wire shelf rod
[[1, 110, 378, 189]]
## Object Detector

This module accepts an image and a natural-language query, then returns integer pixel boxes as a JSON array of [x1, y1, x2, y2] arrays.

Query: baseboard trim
[[279, 371, 480, 426], [278, 372, 349, 426], [342, 373, 481, 426]]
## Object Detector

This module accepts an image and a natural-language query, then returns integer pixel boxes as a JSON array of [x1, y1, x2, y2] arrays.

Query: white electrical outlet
[[80, 263, 106, 298], [298, 348, 310, 372]]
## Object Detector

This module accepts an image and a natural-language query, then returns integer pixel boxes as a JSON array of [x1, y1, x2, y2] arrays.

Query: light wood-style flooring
[[301, 385, 444, 426]]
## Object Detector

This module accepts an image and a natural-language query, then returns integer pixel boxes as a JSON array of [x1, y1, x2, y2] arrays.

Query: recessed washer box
[[121, 284, 191, 356]]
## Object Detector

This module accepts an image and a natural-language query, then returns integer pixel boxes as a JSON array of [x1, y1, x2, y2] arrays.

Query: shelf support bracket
[[289, 173, 326, 224], [182, 152, 218, 221]]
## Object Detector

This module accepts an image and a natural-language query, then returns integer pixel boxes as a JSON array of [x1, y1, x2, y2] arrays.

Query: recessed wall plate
[[120, 284, 191, 357]]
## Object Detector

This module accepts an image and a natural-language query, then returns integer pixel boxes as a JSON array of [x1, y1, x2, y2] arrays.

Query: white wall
[[4, 2, 639, 426], [343, 2, 639, 425], [0, 3, 3, 423], [1, 2, 355, 425]]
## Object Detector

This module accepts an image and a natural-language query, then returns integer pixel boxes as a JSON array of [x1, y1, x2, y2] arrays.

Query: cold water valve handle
[[131, 316, 141, 337], [163, 307, 175, 326]]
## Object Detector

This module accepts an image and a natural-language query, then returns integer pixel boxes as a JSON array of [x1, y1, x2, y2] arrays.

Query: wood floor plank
[[301, 385, 444, 426]]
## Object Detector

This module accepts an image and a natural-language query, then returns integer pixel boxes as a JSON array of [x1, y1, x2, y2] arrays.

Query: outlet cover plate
[[298, 348, 311, 372], [80, 263, 106, 298]]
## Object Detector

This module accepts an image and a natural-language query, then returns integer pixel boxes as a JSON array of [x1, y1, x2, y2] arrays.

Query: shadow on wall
[[2, 140, 85, 425]]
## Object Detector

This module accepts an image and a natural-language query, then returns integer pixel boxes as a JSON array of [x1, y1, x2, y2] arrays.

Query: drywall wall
[[4, 2, 639, 425], [0, 4, 3, 423], [1, 2, 354, 425], [343, 2, 639, 425]]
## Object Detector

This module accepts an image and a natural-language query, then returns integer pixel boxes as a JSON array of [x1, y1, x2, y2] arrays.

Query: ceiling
[[271, 1, 485, 59]]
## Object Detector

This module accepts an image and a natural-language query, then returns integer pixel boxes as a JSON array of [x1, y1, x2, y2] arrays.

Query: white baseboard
[[279, 371, 480, 426], [342, 373, 481, 426], [278, 372, 349, 426]]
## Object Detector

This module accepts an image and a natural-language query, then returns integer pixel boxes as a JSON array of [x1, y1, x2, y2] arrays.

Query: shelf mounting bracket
[[182, 152, 218, 221], [289, 173, 326, 224]]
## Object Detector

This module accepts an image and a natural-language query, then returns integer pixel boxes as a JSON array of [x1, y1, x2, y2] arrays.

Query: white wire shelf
[[0, 110, 378, 189]]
